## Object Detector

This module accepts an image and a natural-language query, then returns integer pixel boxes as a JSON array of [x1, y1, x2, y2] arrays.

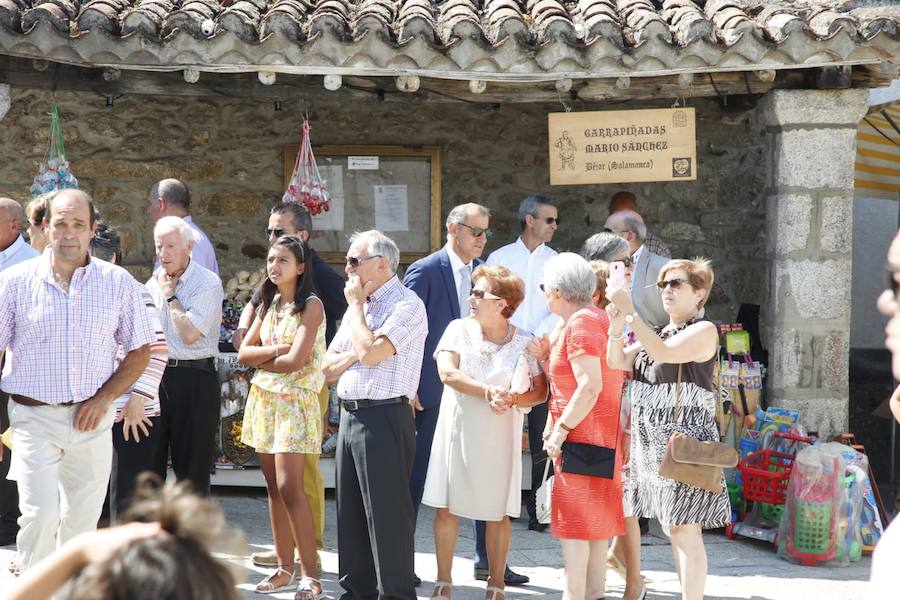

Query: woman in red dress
[[531, 253, 625, 600]]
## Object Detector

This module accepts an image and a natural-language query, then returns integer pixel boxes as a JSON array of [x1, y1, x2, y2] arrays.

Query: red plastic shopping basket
[[738, 450, 796, 505]]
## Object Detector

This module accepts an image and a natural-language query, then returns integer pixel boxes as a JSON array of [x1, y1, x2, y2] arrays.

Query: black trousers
[[102, 416, 161, 523], [0, 390, 19, 543], [337, 401, 416, 600], [152, 366, 220, 497], [525, 401, 549, 524]]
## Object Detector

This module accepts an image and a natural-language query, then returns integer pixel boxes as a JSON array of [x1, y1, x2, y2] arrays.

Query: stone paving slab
[[0, 487, 874, 600]]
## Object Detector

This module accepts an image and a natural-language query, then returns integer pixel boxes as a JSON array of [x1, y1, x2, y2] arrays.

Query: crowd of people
[[0, 182, 792, 600]]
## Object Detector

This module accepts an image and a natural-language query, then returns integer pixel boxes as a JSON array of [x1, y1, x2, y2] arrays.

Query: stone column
[[0, 84, 10, 121], [761, 89, 868, 435]]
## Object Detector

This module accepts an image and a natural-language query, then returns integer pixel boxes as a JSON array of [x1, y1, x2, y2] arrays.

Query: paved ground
[[1, 487, 874, 600]]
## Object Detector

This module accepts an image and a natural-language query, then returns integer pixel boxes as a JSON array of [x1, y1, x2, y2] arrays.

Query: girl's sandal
[[295, 576, 323, 600], [430, 580, 452, 600], [485, 586, 506, 600], [255, 566, 296, 594]]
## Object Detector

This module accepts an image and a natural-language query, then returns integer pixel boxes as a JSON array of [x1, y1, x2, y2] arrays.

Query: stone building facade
[[0, 88, 769, 324]]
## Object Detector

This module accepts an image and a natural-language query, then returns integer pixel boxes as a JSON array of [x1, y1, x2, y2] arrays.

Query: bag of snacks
[[31, 104, 78, 197], [283, 118, 330, 215]]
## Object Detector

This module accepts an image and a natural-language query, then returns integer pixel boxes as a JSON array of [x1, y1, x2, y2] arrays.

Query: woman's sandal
[[485, 586, 506, 600], [255, 566, 296, 594], [295, 576, 323, 600], [430, 580, 452, 600]]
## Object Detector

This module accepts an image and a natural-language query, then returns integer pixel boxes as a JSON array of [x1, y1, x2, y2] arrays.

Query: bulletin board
[[282, 145, 442, 264]]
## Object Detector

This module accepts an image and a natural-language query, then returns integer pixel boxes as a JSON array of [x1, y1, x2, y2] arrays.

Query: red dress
[[548, 307, 625, 540]]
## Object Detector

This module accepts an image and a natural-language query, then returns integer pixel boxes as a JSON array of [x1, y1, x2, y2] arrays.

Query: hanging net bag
[[31, 104, 78, 197], [283, 118, 330, 215]]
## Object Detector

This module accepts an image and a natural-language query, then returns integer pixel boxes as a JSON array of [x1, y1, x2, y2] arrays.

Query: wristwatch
[[624, 311, 639, 324], [167, 295, 178, 304]]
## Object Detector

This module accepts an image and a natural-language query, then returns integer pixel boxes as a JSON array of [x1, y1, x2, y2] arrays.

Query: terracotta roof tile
[[0, 0, 895, 77]]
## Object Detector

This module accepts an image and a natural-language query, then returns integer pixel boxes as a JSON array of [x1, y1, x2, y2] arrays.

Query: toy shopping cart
[[726, 433, 813, 543]]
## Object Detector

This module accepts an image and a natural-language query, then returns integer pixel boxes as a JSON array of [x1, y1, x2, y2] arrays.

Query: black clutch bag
[[560, 440, 616, 479]]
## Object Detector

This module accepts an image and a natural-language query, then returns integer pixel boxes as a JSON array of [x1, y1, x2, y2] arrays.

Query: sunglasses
[[614, 256, 634, 268], [539, 284, 553, 293], [345, 255, 382, 268], [537, 217, 560, 225], [603, 227, 630, 235], [656, 278, 689, 291], [471, 289, 501, 301], [458, 223, 493, 239]]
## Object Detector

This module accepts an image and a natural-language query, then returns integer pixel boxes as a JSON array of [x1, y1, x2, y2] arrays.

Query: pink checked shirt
[[0, 250, 154, 405]]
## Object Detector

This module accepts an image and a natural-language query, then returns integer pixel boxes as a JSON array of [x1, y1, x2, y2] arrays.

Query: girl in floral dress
[[238, 236, 325, 600]]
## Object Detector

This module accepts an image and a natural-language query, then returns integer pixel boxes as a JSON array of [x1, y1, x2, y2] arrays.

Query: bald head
[[46, 189, 96, 226], [609, 191, 638, 215], [148, 178, 191, 222], [0, 197, 25, 250]]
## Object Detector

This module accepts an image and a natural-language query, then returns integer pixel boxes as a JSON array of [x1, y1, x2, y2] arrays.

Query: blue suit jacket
[[403, 248, 481, 410]]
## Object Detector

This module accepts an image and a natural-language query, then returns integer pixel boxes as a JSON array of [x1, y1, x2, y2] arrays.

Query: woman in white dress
[[422, 265, 548, 600]]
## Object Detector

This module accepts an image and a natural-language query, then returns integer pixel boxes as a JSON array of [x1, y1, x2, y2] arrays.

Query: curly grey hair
[[543, 252, 596, 304]]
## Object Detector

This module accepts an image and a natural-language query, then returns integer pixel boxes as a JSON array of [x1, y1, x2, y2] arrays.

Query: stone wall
[[761, 89, 868, 436], [0, 87, 769, 320]]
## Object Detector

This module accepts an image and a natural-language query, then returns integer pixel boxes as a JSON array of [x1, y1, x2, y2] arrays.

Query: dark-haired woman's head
[[259, 235, 316, 315], [64, 474, 243, 600]]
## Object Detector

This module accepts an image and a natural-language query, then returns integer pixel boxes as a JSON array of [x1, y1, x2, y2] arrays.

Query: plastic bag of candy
[[31, 104, 78, 197], [283, 118, 330, 215]]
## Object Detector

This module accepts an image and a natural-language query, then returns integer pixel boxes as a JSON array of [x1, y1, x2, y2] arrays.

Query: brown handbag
[[658, 365, 739, 493]]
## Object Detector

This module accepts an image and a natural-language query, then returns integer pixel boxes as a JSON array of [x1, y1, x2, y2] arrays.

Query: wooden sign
[[548, 108, 697, 185]]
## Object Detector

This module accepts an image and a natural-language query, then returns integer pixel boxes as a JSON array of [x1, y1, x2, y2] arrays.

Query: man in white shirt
[[486, 195, 559, 532], [147, 178, 219, 275], [0, 197, 39, 546]]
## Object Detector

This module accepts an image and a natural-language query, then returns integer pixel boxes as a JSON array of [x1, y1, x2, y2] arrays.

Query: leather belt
[[166, 357, 215, 371], [11, 394, 74, 407], [341, 396, 409, 412]]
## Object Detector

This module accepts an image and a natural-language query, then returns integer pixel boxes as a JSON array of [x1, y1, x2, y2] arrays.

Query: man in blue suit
[[404, 203, 529, 586]]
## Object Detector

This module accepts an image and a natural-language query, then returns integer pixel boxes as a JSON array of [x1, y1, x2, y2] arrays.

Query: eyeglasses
[[656, 278, 689, 290], [345, 255, 382, 268], [266, 228, 285, 238], [539, 284, 554, 293], [604, 227, 630, 235], [614, 256, 634, 268], [471, 289, 501, 301], [539, 217, 560, 225], [458, 223, 493, 239]]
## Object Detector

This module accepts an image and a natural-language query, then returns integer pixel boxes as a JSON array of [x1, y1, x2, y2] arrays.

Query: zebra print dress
[[623, 317, 731, 528]]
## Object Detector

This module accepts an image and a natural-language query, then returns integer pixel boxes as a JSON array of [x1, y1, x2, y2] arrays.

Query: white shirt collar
[[445, 243, 472, 273], [0, 234, 28, 261], [514, 236, 547, 255], [632, 244, 645, 265]]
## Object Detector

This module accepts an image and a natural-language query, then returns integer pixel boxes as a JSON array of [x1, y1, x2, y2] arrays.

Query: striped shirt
[[113, 285, 169, 420], [0, 251, 154, 405], [328, 276, 427, 401], [146, 259, 223, 360]]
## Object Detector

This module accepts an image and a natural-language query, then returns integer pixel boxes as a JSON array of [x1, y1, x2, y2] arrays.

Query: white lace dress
[[422, 318, 541, 521]]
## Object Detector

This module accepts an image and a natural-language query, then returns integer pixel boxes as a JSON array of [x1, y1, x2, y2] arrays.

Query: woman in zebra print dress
[[605, 258, 729, 600]]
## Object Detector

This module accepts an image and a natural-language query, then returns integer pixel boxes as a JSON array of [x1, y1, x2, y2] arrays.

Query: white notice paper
[[348, 156, 379, 170], [311, 164, 345, 231], [373, 185, 409, 232]]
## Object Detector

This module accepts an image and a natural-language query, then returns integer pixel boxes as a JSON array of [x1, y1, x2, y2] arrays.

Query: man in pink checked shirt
[[0, 189, 154, 572]]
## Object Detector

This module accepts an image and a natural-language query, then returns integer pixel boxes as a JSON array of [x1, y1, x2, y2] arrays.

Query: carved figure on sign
[[554, 130, 576, 170]]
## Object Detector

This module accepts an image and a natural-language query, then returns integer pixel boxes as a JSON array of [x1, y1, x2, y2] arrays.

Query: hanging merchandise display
[[283, 118, 331, 215], [31, 104, 78, 196]]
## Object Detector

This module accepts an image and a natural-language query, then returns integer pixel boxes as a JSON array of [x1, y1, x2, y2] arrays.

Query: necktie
[[458, 264, 472, 317]]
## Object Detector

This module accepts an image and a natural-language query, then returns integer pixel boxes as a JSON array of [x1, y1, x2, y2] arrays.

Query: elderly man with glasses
[[603, 210, 669, 329], [232, 202, 347, 569], [323, 230, 427, 600]]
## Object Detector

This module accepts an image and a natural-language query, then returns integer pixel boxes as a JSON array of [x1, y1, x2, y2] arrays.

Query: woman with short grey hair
[[529, 252, 626, 600], [580, 232, 630, 264]]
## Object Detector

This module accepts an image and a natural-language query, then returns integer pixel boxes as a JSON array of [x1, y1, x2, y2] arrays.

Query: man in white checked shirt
[[323, 230, 427, 600], [146, 216, 223, 496], [0, 189, 153, 572]]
